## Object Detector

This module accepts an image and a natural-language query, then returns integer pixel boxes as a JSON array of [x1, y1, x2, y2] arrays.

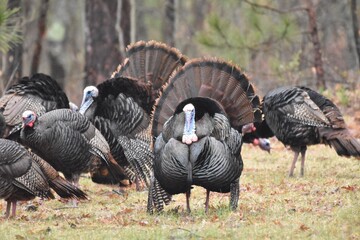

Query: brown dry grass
[[0, 137, 359, 239]]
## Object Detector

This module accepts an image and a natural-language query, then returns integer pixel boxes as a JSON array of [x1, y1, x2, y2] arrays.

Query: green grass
[[0, 141, 359, 240]]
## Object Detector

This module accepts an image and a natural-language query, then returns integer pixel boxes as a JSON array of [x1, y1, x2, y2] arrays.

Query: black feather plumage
[[149, 58, 260, 213], [262, 86, 360, 176]]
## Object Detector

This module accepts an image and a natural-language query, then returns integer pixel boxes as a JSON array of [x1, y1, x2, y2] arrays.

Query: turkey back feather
[[96, 77, 154, 116], [29, 152, 88, 200], [112, 40, 187, 103], [298, 87, 360, 157], [152, 58, 261, 137], [6, 73, 69, 109]]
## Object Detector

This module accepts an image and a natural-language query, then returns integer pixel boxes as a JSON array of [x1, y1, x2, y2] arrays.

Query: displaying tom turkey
[[79, 40, 186, 189], [20, 109, 126, 190], [0, 73, 70, 139], [148, 58, 261, 213], [262, 86, 360, 177], [0, 139, 87, 218]]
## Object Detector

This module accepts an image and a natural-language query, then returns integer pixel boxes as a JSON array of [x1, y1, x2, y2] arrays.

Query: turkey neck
[[81, 101, 97, 122]]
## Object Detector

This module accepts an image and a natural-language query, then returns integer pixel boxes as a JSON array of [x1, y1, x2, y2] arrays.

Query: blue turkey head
[[79, 86, 99, 115], [22, 110, 37, 128], [254, 138, 271, 153], [182, 103, 198, 145]]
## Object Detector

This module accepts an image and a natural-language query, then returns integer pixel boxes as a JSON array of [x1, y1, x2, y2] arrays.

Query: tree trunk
[[305, 0, 325, 89], [84, 0, 130, 86], [351, 0, 360, 69], [30, 0, 49, 74], [130, 0, 136, 43], [162, 0, 176, 46], [135, 0, 147, 41]]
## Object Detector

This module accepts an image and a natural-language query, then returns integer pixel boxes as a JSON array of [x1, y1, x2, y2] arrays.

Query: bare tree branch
[[243, 0, 307, 14]]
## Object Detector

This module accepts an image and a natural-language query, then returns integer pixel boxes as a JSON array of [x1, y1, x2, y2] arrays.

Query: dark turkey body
[[265, 112, 321, 147], [154, 112, 242, 195], [20, 110, 101, 181]]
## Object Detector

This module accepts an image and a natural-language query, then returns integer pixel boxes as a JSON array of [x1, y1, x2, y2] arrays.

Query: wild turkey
[[148, 58, 261, 213], [20, 109, 126, 189], [262, 86, 360, 176], [79, 40, 186, 189], [0, 139, 87, 218], [0, 73, 70, 139]]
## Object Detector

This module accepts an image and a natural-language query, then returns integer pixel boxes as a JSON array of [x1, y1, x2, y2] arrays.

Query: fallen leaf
[[211, 215, 219, 222], [300, 224, 310, 231], [273, 220, 282, 226], [342, 185, 356, 191]]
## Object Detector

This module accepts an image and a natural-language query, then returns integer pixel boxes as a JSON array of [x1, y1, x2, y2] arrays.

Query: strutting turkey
[[0, 73, 70, 139], [79, 40, 186, 189], [0, 139, 87, 218], [262, 86, 360, 176], [148, 58, 261, 213], [19, 109, 126, 192]]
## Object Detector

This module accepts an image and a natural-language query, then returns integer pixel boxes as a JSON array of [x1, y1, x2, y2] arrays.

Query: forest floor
[[0, 138, 359, 239]]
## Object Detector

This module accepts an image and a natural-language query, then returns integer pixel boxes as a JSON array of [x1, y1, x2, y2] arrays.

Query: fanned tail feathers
[[111, 40, 187, 102], [152, 58, 261, 137]]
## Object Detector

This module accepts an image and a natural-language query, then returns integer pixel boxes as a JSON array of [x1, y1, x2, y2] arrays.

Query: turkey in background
[[20, 109, 126, 201], [0, 139, 87, 218], [0, 73, 70, 140], [79, 40, 186, 191], [262, 86, 360, 177], [148, 58, 262, 213]]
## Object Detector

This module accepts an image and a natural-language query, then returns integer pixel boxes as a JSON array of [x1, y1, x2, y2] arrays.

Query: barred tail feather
[[49, 177, 88, 200], [147, 174, 172, 214], [320, 128, 360, 157]]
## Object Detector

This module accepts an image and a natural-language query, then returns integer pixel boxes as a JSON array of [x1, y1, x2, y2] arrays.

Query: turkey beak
[[79, 97, 94, 115]]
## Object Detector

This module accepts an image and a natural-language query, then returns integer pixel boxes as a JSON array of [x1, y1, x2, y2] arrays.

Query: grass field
[[0, 140, 359, 240]]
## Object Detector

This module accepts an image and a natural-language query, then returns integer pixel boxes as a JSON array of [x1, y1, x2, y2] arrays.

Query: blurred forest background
[[0, 0, 359, 111]]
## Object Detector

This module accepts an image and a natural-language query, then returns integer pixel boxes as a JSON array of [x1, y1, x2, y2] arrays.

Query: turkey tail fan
[[152, 58, 261, 137], [320, 128, 360, 157], [111, 40, 187, 103], [29, 152, 88, 200]]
